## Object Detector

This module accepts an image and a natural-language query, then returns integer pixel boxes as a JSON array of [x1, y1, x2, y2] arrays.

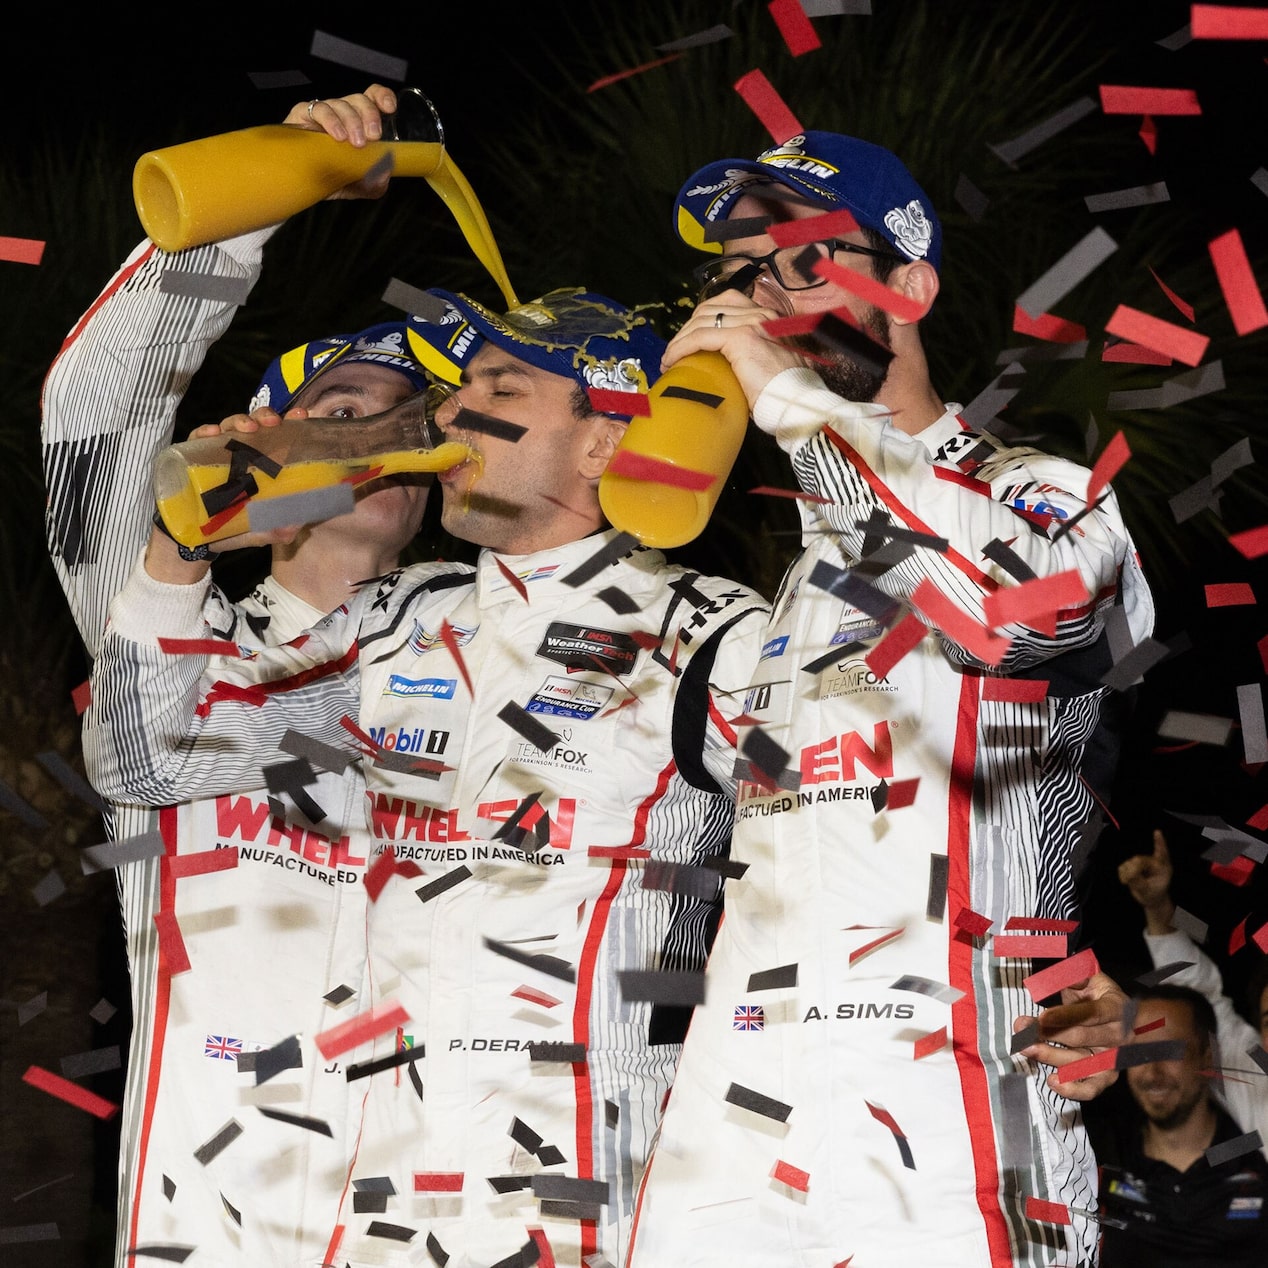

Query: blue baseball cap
[[404, 287, 666, 415], [673, 131, 942, 272], [249, 320, 433, 414]]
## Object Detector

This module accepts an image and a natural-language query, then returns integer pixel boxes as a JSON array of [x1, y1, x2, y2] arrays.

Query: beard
[[788, 303, 892, 403]]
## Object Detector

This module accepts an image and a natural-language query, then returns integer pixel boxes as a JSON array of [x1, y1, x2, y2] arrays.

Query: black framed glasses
[[691, 238, 903, 297]]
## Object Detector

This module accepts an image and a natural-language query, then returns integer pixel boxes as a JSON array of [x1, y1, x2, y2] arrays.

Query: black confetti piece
[[484, 937, 576, 983], [417, 866, 474, 903], [926, 854, 950, 921], [256, 1106, 332, 1136], [747, 964, 798, 992], [366, 1220, 416, 1242], [324, 984, 355, 1006], [617, 969, 706, 1005], [345, 1045, 426, 1082], [725, 1082, 793, 1122], [193, 1119, 243, 1166], [496, 703, 559, 754], [526, 1042, 586, 1063], [560, 533, 641, 586]]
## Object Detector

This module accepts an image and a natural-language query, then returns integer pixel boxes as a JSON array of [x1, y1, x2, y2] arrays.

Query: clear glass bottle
[[153, 389, 473, 549]]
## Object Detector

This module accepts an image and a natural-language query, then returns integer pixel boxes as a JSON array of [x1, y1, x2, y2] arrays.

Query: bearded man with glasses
[[625, 131, 1156, 1267]]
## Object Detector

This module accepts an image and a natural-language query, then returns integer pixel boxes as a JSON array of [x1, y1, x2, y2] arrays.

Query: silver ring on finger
[[306, 99, 321, 120], [714, 311, 725, 329]]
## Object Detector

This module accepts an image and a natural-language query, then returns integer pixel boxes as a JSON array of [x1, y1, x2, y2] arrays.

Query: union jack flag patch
[[204, 1034, 243, 1061], [733, 1004, 765, 1031]]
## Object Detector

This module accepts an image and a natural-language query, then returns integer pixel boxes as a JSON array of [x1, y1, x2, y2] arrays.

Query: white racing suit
[[84, 530, 769, 1267], [625, 370, 1157, 1268], [42, 229, 385, 1266]]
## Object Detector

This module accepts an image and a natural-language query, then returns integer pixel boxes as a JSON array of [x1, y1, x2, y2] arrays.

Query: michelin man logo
[[582, 356, 648, 397], [884, 200, 933, 261], [355, 330, 406, 358], [248, 383, 272, 412]]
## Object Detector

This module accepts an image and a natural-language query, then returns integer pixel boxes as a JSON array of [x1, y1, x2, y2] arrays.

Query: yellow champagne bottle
[[598, 352, 750, 551], [133, 88, 517, 307]]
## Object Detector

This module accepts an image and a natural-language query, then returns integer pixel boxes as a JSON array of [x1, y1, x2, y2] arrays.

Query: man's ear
[[890, 259, 939, 325], [580, 415, 627, 481]]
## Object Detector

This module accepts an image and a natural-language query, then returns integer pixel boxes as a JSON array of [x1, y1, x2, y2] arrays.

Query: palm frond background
[[3, 2, 1267, 1261]]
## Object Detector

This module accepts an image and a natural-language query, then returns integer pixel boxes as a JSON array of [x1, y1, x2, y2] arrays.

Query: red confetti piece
[[992, 934, 1069, 959], [167, 848, 238, 879], [954, 908, 993, 937], [1087, 431, 1132, 503], [864, 611, 927, 680], [339, 715, 378, 755], [22, 1065, 119, 1119], [1053, 1047, 1118, 1083], [364, 844, 423, 902], [762, 311, 831, 340], [587, 844, 651, 860], [1138, 114, 1158, 154], [1253, 922, 1268, 954], [982, 677, 1049, 703], [748, 484, 833, 505], [1105, 305, 1210, 367], [847, 926, 904, 966], [199, 495, 250, 539], [1209, 228, 1268, 335], [414, 1172, 464, 1192], [865, 1100, 907, 1138], [1134, 1015, 1166, 1035], [911, 578, 1011, 666], [1005, 917, 1079, 933], [153, 909, 191, 975], [771, 1158, 811, 1191], [768, 0, 821, 55], [1100, 85, 1202, 115], [587, 53, 682, 92], [1012, 306, 1086, 343], [1023, 947, 1099, 1001], [1025, 1196, 1072, 1225], [1102, 340, 1173, 365], [1206, 582, 1256, 606], [494, 556, 530, 602], [605, 449, 717, 491], [1211, 855, 1256, 886], [1230, 526, 1268, 560], [885, 778, 920, 810], [767, 209, 861, 246], [71, 679, 92, 715], [1191, 5, 1268, 39], [528, 1227, 557, 1268], [440, 619, 474, 694], [588, 387, 651, 417], [315, 1000, 410, 1060], [1249, 802, 1268, 830], [813, 256, 927, 323], [511, 985, 563, 1007], [1149, 266, 1196, 322], [983, 569, 1090, 634], [913, 1026, 948, 1060], [0, 235, 46, 265], [158, 638, 242, 656], [1230, 916, 1249, 955], [345, 465, 385, 487], [734, 68, 803, 143]]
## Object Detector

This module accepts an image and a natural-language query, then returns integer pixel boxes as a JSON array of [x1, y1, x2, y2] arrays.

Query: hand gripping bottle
[[133, 88, 518, 308], [153, 389, 474, 549], [597, 351, 750, 550]]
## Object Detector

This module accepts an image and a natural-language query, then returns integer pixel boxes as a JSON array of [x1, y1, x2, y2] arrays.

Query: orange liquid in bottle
[[157, 444, 475, 548]]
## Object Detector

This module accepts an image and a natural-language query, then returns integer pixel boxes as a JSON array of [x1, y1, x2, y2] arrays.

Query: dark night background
[[3, 2, 1268, 1262]]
